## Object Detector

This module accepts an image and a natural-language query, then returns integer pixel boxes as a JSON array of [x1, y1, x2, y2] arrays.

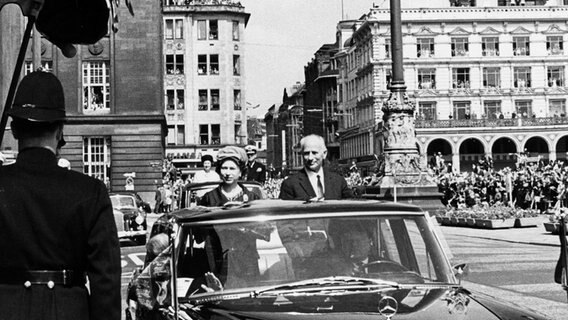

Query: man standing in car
[[279, 134, 352, 200], [0, 71, 121, 320]]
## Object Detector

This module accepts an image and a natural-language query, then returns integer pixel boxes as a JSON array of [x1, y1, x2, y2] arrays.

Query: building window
[[209, 54, 219, 75], [199, 124, 209, 145], [513, 36, 530, 56], [417, 38, 434, 57], [418, 102, 436, 120], [209, 20, 218, 40], [484, 101, 502, 119], [24, 61, 52, 74], [166, 90, 175, 110], [451, 37, 469, 56], [166, 89, 184, 110], [483, 67, 500, 88], [82, 61, 110, 113], [385, 38, 391, 59], [515, 100, 532, 118], [166, 54, 184, 74], [234, 124, 243, 144], [165, 19, 183, 39], [197, 20, 206, 40], [211, 124, 220, 145], [550, 99, 566, 117], [417, 69, 436, 89], [482, 37, 499, 56], [514, 67, 531, 88], [83, 136, 111, 183], [198, 55, 207, 75], [233, 55, 240, 75], [548, 66, 564, 87], [452, 68, 470, 88], [210, 89, 220, 110], [198, 90, 208, 111], [167, 126, 175, 145], [234, 90, 241, 110], [453, 101, 471, 120], [232, 21, 239, 41], [385, 69, 392, 89], [177, 125, 185, 145], [547, 36, 563, 55]]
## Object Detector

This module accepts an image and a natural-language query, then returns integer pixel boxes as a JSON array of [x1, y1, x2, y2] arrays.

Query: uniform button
[[24, 281, 31, 288], [47, 281, 55, 289]]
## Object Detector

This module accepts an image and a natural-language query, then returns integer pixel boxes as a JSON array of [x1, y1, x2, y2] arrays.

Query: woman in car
[[198, 145, 260, 206]]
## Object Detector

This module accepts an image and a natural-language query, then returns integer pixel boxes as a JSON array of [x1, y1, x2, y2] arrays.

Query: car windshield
[[110, 195, 137, 209], [175, 214, 454, 298]]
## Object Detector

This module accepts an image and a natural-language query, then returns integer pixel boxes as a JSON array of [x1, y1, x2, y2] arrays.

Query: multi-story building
[[161, 0, 250, 178], [303, 44, 342, 163], [334, 0, 568, 173], [0, 1, 166, 202]]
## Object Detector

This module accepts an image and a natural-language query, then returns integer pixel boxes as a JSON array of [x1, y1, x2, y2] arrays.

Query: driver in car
[[330, 221, 376, 275]]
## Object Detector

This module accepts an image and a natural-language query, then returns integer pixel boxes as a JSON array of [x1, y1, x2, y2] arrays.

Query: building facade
[[334, 0, 568, 173], [0, 1, 166, 201], [162, 0, 250, 177]]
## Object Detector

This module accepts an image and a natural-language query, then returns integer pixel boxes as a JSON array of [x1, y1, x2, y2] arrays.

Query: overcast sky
[[240, 0, 377, 117]]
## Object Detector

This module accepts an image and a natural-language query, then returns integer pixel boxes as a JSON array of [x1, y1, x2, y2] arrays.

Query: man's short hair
[[11, 118, 63, 140], [299, 134, 327, 152]]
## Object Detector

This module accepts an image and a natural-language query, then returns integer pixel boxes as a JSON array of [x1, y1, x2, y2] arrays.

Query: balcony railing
[[415, 117, 568, 128]]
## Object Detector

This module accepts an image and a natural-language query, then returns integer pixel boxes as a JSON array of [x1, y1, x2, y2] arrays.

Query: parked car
[[119, 190, 152, 213], [126, 199, 550, 320], [110, 193, 148, 245]]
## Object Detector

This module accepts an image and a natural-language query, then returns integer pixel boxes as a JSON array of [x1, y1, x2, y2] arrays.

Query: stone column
[[375, 0, 442, 213]]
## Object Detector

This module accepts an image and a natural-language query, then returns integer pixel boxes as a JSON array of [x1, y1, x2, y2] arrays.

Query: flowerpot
[[466, 218, 476, 227], [543, 222, 568, 234], [440, 217, 452, 226], [450, 217, 459, 226], [475, 218, 515, 229], [514, 217, 542, 228], [457, 218, 468, 227]]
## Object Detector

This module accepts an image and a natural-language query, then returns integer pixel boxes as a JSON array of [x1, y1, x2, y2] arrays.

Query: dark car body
[[109, 193, 147, 245], [127, 199, 550, 320], [117, 190, 152, 213]]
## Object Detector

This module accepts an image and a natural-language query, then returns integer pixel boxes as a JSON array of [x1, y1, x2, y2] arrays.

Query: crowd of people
[[433, 154, 568, 213]]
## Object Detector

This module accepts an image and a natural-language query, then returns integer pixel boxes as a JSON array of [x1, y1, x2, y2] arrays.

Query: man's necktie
[[317, 175, 324, 199]]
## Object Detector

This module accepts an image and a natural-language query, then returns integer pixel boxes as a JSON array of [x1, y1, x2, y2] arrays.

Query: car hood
[[186, 287, 548, 320]]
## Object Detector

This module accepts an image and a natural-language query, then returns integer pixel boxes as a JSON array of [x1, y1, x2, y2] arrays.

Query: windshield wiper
[[252, 276, 401, 297]]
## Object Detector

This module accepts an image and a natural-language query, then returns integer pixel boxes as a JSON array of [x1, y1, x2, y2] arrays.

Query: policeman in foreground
[[0, 71, 121, 320]]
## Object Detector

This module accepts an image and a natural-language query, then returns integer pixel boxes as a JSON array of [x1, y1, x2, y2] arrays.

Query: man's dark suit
[[246, 160, 266, 184], [0, 148, 121, 320], [279, 168, 353, 200]]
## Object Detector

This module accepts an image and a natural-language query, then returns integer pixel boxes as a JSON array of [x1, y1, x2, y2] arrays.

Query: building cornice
[[367, 6, 568, 24]]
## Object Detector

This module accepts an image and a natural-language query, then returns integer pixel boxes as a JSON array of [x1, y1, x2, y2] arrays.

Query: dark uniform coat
[[0, 148, 121, 320], [279, 168, 353, 200], [246, 161, 266, 184]]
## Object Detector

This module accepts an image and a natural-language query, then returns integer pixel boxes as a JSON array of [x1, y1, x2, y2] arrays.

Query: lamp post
[[380, 0, 422, 182]]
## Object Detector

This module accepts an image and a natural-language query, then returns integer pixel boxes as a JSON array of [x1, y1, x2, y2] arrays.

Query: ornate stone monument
[[375, 0, 443, 213]]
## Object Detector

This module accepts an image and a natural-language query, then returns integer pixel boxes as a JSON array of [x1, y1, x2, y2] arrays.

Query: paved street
[[439, 223, 568, 319]]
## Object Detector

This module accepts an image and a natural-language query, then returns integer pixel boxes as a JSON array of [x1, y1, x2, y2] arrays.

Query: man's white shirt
[[305, 168, 324, 198]]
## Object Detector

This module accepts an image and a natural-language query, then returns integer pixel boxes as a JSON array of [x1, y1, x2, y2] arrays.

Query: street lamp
[[380, 0, 421, 179]]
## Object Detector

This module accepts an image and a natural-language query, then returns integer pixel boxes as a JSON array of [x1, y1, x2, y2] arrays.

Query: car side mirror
[[453, 263, 469, 285]]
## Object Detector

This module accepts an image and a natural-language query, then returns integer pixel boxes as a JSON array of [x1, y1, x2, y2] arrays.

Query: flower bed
[[438, 204, 542, 229]]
